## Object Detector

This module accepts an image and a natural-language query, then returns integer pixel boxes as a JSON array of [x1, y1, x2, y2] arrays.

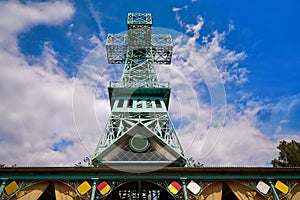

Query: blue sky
[[0, 0, 299, 167]]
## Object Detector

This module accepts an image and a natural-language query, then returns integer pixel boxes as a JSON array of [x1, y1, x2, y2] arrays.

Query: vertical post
[[181, 178, 188, 200], [90, 179, 98, 200], [138, 180, 142, 200], [0, 179, 7, 196], [268, 180, 280, 200]]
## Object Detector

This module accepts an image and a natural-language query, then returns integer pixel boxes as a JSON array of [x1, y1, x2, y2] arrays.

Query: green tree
[[272, 140, 300, 167]]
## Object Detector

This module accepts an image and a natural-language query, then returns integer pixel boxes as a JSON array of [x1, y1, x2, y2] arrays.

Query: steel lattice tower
[[91, 13, 187, 167]]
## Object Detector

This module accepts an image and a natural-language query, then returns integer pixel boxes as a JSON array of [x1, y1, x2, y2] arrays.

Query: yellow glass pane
[[100, 185, 111, 195], [275, 180, 289, 194], [5, 181, 19, 195], [77, 181, 91, 195], [168, 184, 179, 194]]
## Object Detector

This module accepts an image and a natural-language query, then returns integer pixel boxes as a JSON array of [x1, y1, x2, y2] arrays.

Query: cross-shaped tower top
[[106, 13, 172, 65], [92, 13, 187, 168], [106, 13, 173, 107]]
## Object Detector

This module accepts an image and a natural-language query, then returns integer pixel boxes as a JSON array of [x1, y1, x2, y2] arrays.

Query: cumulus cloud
[[157, 13, 283, 166], [200, 106, 276, 166], [0, 1, 74, 53], [0, 59, 78, 166], [0, 1, 98, 166], [186, 16, 204, 40]]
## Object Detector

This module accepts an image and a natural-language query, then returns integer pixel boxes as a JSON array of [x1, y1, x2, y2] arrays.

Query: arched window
[[155, 99, 162, 108]]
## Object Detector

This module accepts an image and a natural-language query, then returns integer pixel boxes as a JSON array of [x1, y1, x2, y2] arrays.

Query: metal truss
[[127, 13, 152, 26], [93, 12, 187, 166], [106, 34, 172, 65], [127, 13, 152, 47], [151, 34, 172, 64], [106, 13, 172, 66], [106, 34, 127, 64], [109, 81, 169, 89], [122, 47, 157, 83], [92, 112, 185, 164]]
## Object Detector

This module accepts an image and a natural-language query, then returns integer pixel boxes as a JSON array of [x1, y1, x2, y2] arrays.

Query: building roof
[[1, 167, 300, 180]]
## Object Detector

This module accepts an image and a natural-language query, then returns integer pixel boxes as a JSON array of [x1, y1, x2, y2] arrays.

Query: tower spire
[[91, 13, 187, 167]]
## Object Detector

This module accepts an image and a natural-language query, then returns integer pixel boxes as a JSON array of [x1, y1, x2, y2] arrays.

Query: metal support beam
[[0, 179, 7, 196], [268, 180, 280, 200], [91, 178, 98, 200], [181, 178, 188, 200], [138, 180, 142, 200], [2, 168, 300, 180]]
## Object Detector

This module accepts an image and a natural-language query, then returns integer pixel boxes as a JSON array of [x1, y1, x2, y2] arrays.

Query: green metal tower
[[91, 13, 187, 167]]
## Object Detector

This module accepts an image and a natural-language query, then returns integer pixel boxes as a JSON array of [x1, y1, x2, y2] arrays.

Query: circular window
[[129, 135, 150, 153]]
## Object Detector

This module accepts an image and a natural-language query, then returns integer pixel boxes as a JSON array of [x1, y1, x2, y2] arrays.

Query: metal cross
[[106, 13, 172, 87]]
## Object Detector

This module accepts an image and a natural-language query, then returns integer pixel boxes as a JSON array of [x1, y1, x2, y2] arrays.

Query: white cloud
[[201, 108, 277, 166], [0, 1, 74, 53], [172, 6, 189, 28], [0, 1, 100, 166], [85, 0, 106, 40], [172, 5, 189, 12], [0, 49, 82, 166], [172, 7, 182, 12], [161, 13, 287, 166], [175, 13, 185, 28], [186, 16, 204, 40]]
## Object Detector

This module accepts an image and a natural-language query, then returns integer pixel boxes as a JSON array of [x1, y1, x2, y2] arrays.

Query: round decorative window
[[129, 135, 150, 153]]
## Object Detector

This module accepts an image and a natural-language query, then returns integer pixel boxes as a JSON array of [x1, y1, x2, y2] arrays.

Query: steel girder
[[106, 34, 172, 65], [91, 112, 186, 166], [1, 167, 300, 200]]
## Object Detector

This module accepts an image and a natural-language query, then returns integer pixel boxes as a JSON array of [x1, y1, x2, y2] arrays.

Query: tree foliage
[[272, 140, 300, 167]]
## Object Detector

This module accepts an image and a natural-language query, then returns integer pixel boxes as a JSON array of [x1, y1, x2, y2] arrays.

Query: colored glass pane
[[5, 181, 19, 195], [256, 180, 270, 194], [275, 180, 289, 194], [97, 181, 111, 195], [168, 181, 181, 195], [187, 180, 201, 195], [77, 181, 91, 195]]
